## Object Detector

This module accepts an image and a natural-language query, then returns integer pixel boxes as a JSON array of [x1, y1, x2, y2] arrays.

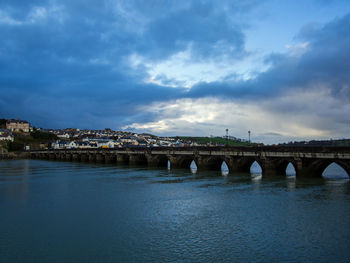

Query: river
[[1, 159, 350, 262]]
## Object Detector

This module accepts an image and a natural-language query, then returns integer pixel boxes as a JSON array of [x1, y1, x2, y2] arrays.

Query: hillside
[[278, 139, 350, 147], [174, 136, 256, 146]]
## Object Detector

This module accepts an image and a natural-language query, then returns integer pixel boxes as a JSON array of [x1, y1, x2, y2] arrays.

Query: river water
[[1, 160, 350, 262]]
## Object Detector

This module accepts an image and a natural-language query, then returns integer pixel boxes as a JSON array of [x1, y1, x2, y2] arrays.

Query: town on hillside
[[0, 118, 252, 152]]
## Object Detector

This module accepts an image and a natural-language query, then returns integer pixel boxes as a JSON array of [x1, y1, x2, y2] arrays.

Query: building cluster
[[0, 129, 14, 142], [45, 128, 185, 149], [6, 118, 33, 133], [0, 118, 33, 141], [1, 118, 234, 150]]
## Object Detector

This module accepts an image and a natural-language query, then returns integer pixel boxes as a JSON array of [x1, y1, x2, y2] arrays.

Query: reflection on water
[[221, 170, 229, 176], [251, 174, 262, 181], [1, 159, 350, 263], [286, 176, 297, 189]]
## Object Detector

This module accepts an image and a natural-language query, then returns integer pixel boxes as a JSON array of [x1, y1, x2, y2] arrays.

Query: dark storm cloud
[[142, 1, 247, 61], [1, 0, 349, 132], [0, 0, 255, 128]]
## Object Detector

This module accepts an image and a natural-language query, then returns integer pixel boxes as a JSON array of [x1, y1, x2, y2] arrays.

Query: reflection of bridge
[[29, 146, 350, 178]]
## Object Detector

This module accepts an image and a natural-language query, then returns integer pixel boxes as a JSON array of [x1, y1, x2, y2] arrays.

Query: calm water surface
[[1, 160, 350, 262]]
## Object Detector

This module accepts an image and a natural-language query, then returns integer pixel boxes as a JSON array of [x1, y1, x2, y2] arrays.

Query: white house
[[0, 133, 14, 142], [52, 140, 69, 149], [67, 141, 77, 149], [76, 142, 90, 149], [57, 133, 70, 139]]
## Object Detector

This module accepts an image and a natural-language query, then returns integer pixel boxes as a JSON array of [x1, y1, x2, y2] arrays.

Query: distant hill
[[174, 136, 257, 146], [278, 139, 350, 147], [0, 118, 7, 129]]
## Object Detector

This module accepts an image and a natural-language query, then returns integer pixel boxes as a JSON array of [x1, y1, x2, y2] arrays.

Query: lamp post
[[226, 129, 228, 146], [248, 130, 251, 143]]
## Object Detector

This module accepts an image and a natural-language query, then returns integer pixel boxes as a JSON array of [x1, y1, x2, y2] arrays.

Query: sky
[[0, 0, 350, 144]]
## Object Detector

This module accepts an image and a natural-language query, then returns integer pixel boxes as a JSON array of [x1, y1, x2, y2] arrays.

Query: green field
[[174, 136, 255, 146]]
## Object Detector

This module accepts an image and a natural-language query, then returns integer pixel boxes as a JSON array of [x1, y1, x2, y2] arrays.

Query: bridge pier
[[60, 153, 66, 160], [48, 153, 56, 160], [195, 156, 223, 170], [129, 154, 147, 165], [88, 154, 96, 162], [65, 153, 72, 161], [96, 153, 105, 163], [168, 155, 194, 169], [117, 154, 129, 164], [105, 154, 116, 163], [72, 153, 80, 162], [259, 158, 287, 177], [146, 154, 168, 167], [80, 154, 89, 162], [225, 157, 256, 174]]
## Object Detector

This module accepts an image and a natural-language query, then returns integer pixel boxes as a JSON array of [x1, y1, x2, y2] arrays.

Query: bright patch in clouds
[[285, 42, 309, 57], [124, 85, 350, 144], [130, 45, 268, 88], [123, 98, 327, 144]]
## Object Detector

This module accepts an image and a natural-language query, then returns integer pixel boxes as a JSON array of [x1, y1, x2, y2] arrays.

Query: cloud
[[0, 0, 349, 143], [126, 13, 350, 142], [186, 13, 350, 100], [0, 0, 257, 128], [123, 96, 333, 144]]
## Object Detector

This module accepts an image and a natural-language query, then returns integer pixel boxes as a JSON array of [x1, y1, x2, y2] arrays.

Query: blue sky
[[1, 0, 350, 143]]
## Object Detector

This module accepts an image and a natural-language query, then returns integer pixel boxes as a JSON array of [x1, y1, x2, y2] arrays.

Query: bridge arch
[[250, 161, 262, 175], [322, 162, 349, 179], [300, 159, 350, 178], [238, 157, 263, 174], [190, 160, 198, 173], [221, 161, 229, 175], [268, 159, 298, 177], [286, 162, 296, 177]]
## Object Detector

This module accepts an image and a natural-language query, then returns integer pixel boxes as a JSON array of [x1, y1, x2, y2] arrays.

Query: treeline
[[7, 131, 58, 152], [0, 118, 7, 129], [175, 136, 254, 146], [278, 139, 350, 147]]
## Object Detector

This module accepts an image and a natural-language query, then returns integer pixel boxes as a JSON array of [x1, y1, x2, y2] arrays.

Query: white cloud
[[0, 4, 66, 26], [123, 86, 350, 144], [0, 10, 22, 25], [129, 45, 269, 89], [28, 7, 48, 22], [285, 42, 309, 57]]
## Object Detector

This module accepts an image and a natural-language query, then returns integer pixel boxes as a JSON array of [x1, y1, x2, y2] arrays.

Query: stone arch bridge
[[29, 146, 350, 178]]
